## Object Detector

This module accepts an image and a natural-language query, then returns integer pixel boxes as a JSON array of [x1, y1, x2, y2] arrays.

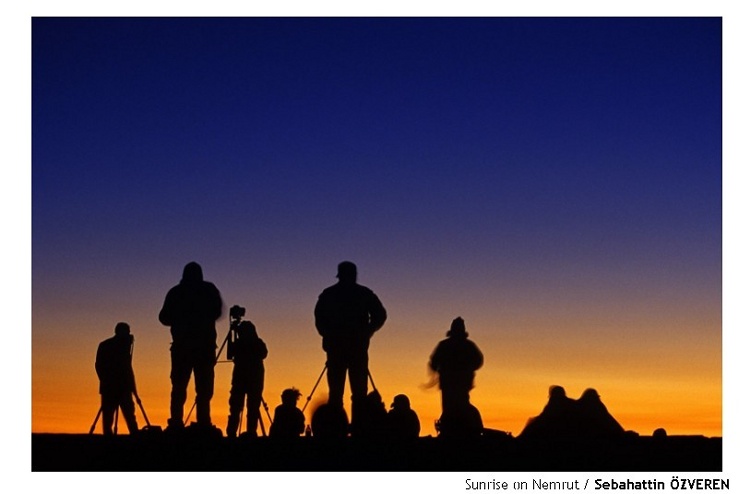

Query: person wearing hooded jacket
[[314, 261, 387, 435], [429, 317, 484, 437], [159, 261, 223, 430]]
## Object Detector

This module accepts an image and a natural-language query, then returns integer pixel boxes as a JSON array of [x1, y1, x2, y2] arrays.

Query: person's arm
[[158, 289, 175, 326], [367, 292, 387, 333], [95, 343, 104, 379], [314, 294, 329, 337], [472, 342, 484, 370], [210, 284, 223, 321], [127, 343, 139, 397]]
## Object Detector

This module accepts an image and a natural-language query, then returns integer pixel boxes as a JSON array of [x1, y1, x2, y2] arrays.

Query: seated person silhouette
[[357, 390, 388, 438], [386, 394, 421, 440], [576, 388, 625, 438], [310, 401, 349, 439], [518, 385, 577, 441], [269, 388, 306, 438], [435, 403, 484, 439], [519, 385, 625, 443]]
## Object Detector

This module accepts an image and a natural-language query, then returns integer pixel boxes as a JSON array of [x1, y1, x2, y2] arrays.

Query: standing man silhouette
[[314, 261, 387, 435], [159, 261, 223, 431], [95, 322, 139, 435]]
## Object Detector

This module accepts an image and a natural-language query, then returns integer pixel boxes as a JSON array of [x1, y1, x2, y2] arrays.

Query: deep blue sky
[[33, 17, 721, 287], [31, 17, 723, 440]]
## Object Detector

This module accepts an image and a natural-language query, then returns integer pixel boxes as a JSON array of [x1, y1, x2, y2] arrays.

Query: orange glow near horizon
[[32, 305, 722, 438]]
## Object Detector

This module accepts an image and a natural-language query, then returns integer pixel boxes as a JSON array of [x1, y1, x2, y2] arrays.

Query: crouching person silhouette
[[428, 317, 484, 438], [226, 321, 267, 438], [269, 388, 306, 438], [95, 322, 139, 435]]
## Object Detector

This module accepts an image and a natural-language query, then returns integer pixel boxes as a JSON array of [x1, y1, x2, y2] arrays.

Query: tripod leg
[[136, 395, 152, 427], [368, 369, 378, 394], [261, 396, 273, 424], [89, 407, 102, 435], [302, 363, 328, 413], [258, 414, 266, 437], [184, 400, 196, 425]]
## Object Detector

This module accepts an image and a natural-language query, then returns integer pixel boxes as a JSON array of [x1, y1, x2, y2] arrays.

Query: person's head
[[281, 388, 302, 406], [336, 261, 357, 284], [579, 388, 601, 403], [114, 322, 131, 338], [367, 390, 383, 403], [390, 394, 411, 410], [446, 317, 467, 338], [548, 385, 567, 401], [181, 261, 204, 283], [236, 320, 257, 338]]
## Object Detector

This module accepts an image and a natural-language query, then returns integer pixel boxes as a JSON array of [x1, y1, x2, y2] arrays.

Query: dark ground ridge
[[32, 432, 722, 472]]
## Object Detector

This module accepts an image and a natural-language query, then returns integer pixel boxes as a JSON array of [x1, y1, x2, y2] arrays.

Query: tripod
[[89, 391, 155, 434], [184, 311, 241, 424], [234, 398, 271, 437], [185, 307, 273, 435], [301, 362, 379, 413], [90, 335, 146, 435], [302, 364, 327, 413]]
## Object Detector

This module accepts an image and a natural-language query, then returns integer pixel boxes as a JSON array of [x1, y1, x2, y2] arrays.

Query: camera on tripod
[[230, 304, 246, 324], [227, 305, 246, 361]]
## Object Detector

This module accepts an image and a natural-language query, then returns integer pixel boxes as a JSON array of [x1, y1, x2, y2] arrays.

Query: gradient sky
[[31, 17, 722, 439]]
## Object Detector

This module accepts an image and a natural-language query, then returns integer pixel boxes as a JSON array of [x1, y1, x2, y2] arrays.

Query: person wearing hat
[[269, 388, 306, 438], [428, 317, 484, 436], [95, 322, 139, 435], [314, 261, 387, 435]]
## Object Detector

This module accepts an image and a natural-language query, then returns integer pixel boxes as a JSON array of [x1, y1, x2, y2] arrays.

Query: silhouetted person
[[359, 390, 388, 439], [314, 261, 387, 435], [653, 427, 667, 439], [159, 261, 223, 431], [95, 322, 139, 435], [428, 317, 484, 437], [225, 321, 267, 437], [311, 402, 349, 439], [269, 388, 306, 438], [518, 385, 577, 441], [386, 394, 421, 440], [575, 388, 625, 438]]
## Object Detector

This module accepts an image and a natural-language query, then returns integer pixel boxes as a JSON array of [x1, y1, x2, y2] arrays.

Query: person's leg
[[348, 348, 369, 436], [194, 346, 216, 426], [101, 394, 117, 435], [325, 350, 347, 409], [245, 393, 261, 436], [120, 391, 139, 434], [169, 346, 192, 427], [245, 375, 264, 436], [227, 382, 244, 437]]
